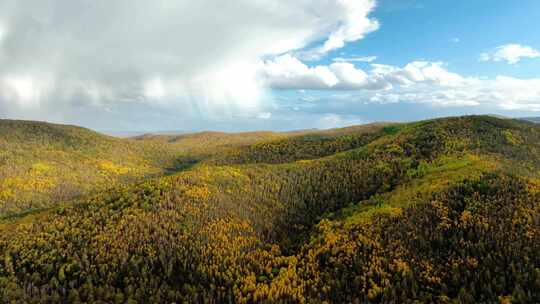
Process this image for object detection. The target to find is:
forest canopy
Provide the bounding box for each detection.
[1,116,540,303]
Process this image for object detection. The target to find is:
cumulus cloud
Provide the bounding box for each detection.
[261,55,540,111]
[259,55,339,90]
[354,75,540,110]
[0,0,378,124]
[487,76,540,110]
[481,44,540,64]
[371,61,464,87]
[296,0,379,60]
[260,56,465,90]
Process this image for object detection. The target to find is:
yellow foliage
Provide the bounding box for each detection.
[184,185,211,200]
[97,160,130,175]
[503,130,523,145]
[31,162,54,173]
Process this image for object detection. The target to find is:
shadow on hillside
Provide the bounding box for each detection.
[163,157,200,175]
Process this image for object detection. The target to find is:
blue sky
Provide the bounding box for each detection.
[258,0,540,131]
[357,0,540,78]
[305,1,540,77]
[0,0,539,132]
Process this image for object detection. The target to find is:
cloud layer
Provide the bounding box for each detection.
[481,44,540,64]
[0,0,378,122]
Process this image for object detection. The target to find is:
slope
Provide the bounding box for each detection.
[1,116,540,303]
[0,119,187,215]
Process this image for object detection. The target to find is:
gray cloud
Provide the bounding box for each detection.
[0,0,378,128]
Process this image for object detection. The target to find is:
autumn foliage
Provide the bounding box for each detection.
[1,116,540,303]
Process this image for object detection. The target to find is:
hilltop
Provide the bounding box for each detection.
[0,116,540,302]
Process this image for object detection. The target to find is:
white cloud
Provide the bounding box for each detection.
[260,54,339,90]
[332,56,378,63]
[371,61,464,87]
[364,75,540,109]
[3,76,37,103]
[297,0,379,60]
[0,0,378,122]
[480,44,540,64]
[369,93,401,104]
[0,23,6,44]
[256,112,272,119]
[143,78,166,100]
[449,38,460,43]
[261,56,465,90]
[0,75,53,108]
[261,55,540,111]
[330,62,370,89]
[316,113,365,129]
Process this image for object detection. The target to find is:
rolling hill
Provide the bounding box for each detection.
[1,116,540,303]
[0,119,183,215]
[0,120,289,216]
[0,119,385,216]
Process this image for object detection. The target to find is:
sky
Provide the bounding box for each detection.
[0,0,539,132]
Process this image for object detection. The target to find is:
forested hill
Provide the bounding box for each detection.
[1,116,540,303]
[0,119,114,145]
[0,120,277,215]
[0,119,184,215]
[0,119,385,216]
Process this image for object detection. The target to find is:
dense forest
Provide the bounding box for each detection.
[0,120,294,216]
[1,116,540,303]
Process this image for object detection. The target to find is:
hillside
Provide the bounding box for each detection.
[0,120,384,216]
[0,120,178,215]
[1,116,540,302]
[0,120,287,216]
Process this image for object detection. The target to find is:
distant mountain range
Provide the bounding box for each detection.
[521,117,540,123]
[101,130,190,138]
[103,117,540,138]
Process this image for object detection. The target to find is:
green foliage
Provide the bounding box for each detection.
[382,125,401,135]
[208,123,388,165]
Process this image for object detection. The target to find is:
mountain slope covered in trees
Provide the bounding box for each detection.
[0,119,185,215]
[0,119,385,217]
[1,116,540,303]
